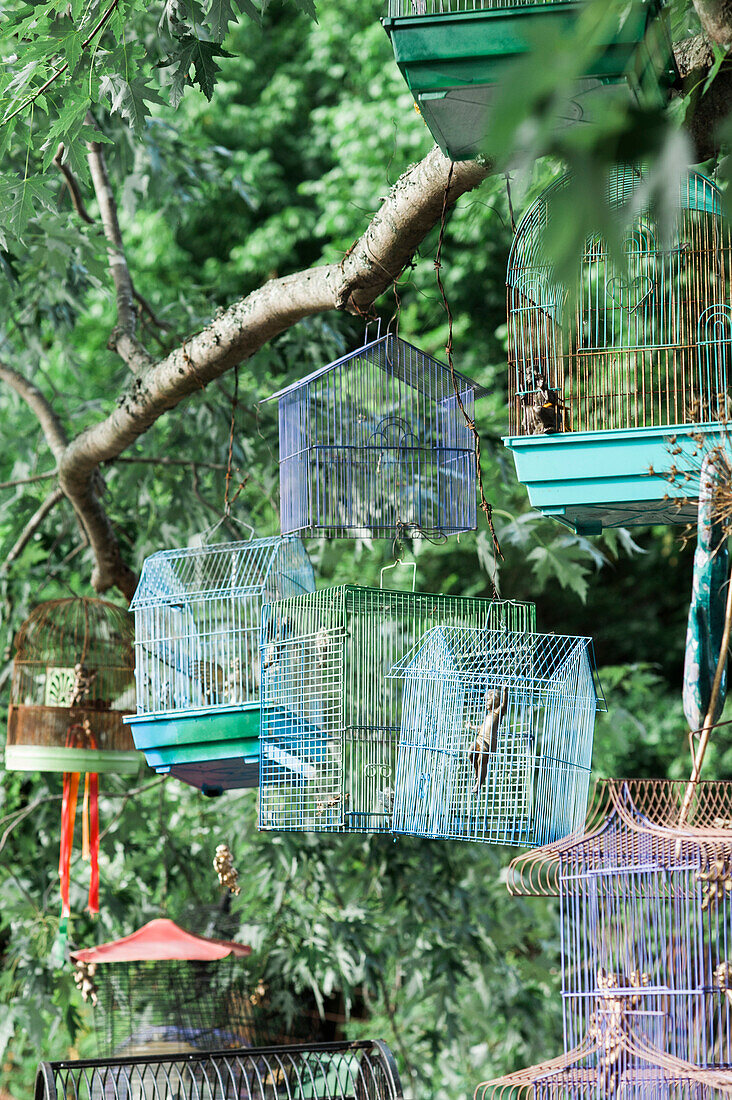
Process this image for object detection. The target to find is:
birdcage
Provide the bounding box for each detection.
[382,0,676,161]
[258,586,535,832]
[386,625,601,845]
[126,537,314,795]
[36,1040,403,1100]
[475,1029,732,1099]
[504,167,732,534]
[5,597,138,775]
[557,788,732,1069]
[265,333,486,539]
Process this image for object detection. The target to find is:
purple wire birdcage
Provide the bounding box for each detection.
[264,332,486,539]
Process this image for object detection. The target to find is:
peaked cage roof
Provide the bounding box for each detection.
[388,625,605,706]
[131,536,312,608]
[70,918,252,963]
[263,333,489,403]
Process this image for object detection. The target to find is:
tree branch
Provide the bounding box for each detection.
[2,488,65,573]
[87,135,154,374]
[0,470,57,490]
[674,37,732,160]
[692,0,732,48]
[0,361,69,459]
[53,143,95,224]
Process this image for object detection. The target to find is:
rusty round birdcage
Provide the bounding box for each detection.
[6,597,138,774]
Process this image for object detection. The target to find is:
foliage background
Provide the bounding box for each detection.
[0,0,729,1094]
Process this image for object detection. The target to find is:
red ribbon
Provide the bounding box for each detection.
[60,721,100,919]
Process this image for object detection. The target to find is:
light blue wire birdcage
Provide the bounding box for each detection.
[386,625,602,845]
[126,536,315,794]
[258,586,536,832]
[264,332,486,539]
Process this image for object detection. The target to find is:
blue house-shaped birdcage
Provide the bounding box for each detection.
[504,166,732,534]
[125,537,314,795]
[387,625,602,845]
[265,333,486,539]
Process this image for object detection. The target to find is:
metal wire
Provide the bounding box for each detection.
[507,168,732,437]
[36,1040,404,1100]
[387,626,602,845]
[267,334,487,539]
[387,0,563,16]
[130,538,314,716]
[258,588,535,833]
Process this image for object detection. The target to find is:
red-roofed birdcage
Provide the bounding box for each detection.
[71,919,330,1057]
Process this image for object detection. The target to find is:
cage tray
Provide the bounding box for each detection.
[4,743,141,775]
[383,1,674,160]
[504,423,723,534]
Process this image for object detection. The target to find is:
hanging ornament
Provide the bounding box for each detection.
[213,844,241,895]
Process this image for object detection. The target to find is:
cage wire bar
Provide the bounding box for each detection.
[507,168,732,437]
[258,588,535,833]
[266,334,486,539]
[35,1040,404,1100]
[6,597,138,774]
[127,537,314,792]
[386,625,602,845]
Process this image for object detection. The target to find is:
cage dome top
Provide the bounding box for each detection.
[263,333,489,403]
[13,597,133,667]
[70,918,252,964]
[130,535,312,608]
[508,166,723,280]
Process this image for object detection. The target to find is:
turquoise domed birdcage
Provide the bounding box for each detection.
[504,167,732,534]
[258,586,535,833]
[126,537,314,796]
[382,0,677,161]
[387,625,602,845]
[265,332,486,540]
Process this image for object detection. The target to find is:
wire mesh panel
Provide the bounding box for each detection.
[266,334,485,539]
[6,598,137,774]
[559,813,732,1069]
[507,168,732,437]
[131,538,314,716]
[36,1040,404,1100]
[258,588,535,832]
[386,626,600,845]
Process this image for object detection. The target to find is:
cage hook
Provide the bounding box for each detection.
[364,317,383,347]
[380,559,416,592]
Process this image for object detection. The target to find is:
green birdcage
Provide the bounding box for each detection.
[382,0,677,161]
[258,583,535,833]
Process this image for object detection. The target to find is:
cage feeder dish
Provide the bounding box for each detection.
[5,597,138,775]
[504,167,732,533]
[382,0,676,162]
[265,332,487,540]
[126,536,315,795]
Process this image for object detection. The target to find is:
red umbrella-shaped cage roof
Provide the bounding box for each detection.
[71,918,252,964]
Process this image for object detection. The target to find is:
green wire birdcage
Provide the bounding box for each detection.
[258,584,535,833]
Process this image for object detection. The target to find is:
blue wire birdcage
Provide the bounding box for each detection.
[126,536,314,795]
[386,625,602,845]
[258,586,536,833]
[559,806,732,1070]
[504,167,732,534]
[264,332,486,539]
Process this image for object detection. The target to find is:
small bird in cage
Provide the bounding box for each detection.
[262,618,292,671]
[70,664,98,708]
[213,843,241,895]
[467,686,509,795]
[715,961,732,1006]
[523,376,561,436]
[314,627,331,669]
[190,660,225,706]
[224,658,243,704]
[73,959,98,1006]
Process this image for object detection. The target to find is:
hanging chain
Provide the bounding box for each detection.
[224,364,240,517]
[435,162,502,596]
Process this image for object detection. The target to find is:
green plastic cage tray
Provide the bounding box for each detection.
[382,0,677,160]
[4,742,140,775]
[504,424,724,534]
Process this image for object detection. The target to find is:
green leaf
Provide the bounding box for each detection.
[172,36,232,101]
[100,74,165,132]
[0,175,55,245]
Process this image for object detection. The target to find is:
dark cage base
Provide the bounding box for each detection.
[36,1041,404,1100]
[93,960,327,1058]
